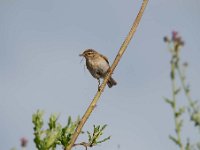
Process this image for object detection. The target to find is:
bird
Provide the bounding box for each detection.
[79,49,117,88]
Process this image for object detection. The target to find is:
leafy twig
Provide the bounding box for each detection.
[164,31,200,150]
[73,125,110,150]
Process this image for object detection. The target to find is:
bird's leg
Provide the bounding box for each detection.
[98,79,101,91]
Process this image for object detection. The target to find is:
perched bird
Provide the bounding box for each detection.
[79,49,117,88]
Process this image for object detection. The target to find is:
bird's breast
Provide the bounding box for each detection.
[86,57,110,78]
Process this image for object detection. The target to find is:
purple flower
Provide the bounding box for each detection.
[20,137,28,147]
[172,31,178,41]
[171,31,184,46]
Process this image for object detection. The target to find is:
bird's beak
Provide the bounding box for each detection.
[79,53,84,57]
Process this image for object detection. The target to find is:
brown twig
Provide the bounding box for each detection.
[73,142,91,150]
[65,1,149,150]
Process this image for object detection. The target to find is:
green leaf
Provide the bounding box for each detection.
[32,110,45,149]
[164,98,175,108]
[175,107,185,117]
[49,113,59,130]
[87,124,110,146]
[185,140,191,150]
[32,110,44,131]
[67,116,72,127]
[100,124,107,131]
[174,88,181,95]
[87,131,92,142]
[185,85,190,94]
[96,136,111,144]
[170,70,175,79]
[191,111,200,126]
[176,120,183,133]
[169,135,181,146]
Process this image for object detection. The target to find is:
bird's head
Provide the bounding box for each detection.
[79,49,98,58]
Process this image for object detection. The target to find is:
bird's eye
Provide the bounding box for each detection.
[87,52,93,56]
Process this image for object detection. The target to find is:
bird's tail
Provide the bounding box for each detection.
[107,77,117,88]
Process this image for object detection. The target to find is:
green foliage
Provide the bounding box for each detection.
[191,111,200,126]
[32,110,80,150]
[169,135,181,147]
[175,107,185,118]
[164,32,200,150]
[164,98,175,108]
[32,110,110,150]
[86,125,111,147]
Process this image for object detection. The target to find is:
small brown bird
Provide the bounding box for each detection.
[79,49,117,88]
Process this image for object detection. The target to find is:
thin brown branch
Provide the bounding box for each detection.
[73,142,91,150]
[65,0,149,150]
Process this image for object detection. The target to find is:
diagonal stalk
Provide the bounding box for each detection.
[65,1,149,150]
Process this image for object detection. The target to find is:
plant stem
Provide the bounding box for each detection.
[176,63,195,110]
[65,1,149,150]
[171,57,184,150]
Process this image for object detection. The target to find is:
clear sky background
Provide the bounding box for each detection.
[0,0,200,150]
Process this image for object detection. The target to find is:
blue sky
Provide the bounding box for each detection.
[0,0,200,150]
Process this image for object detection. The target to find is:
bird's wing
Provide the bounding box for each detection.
[100,54,109,65]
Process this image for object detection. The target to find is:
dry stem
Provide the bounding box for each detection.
[65,0,149,149]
